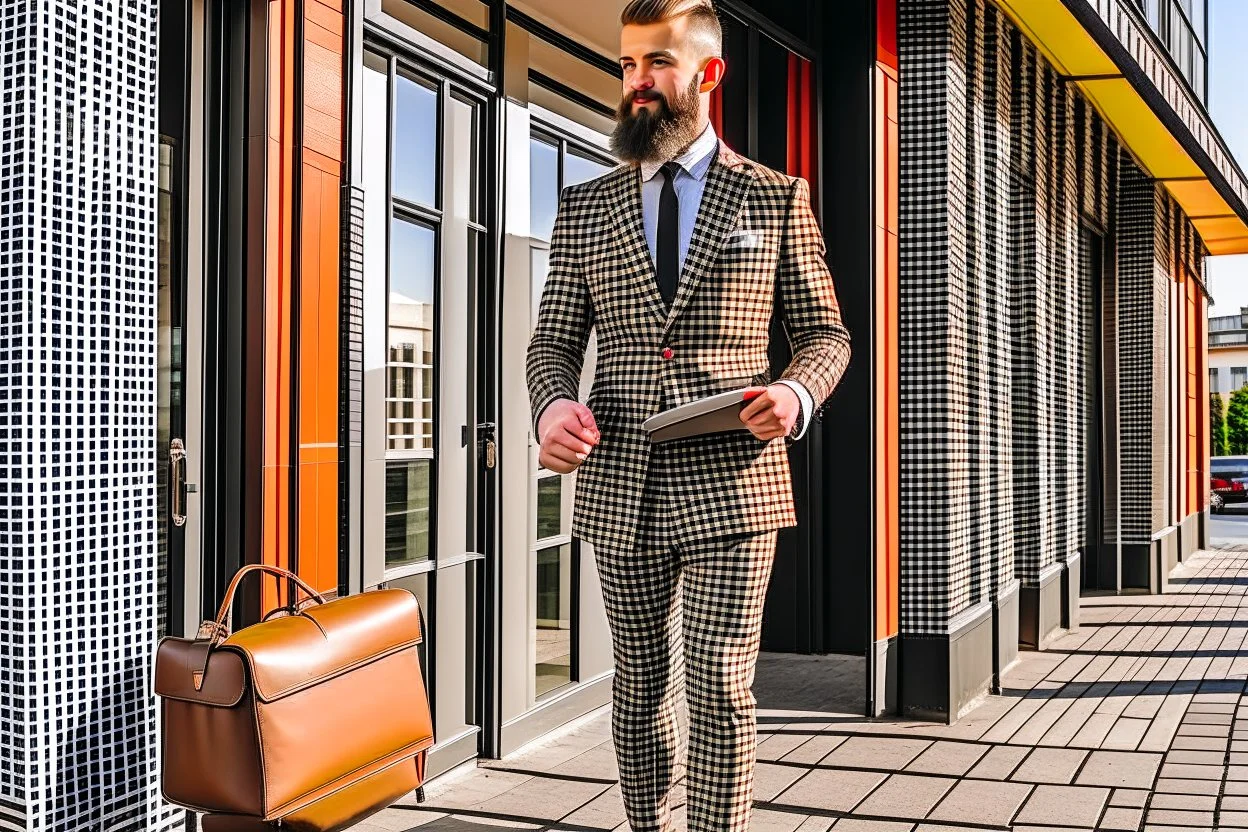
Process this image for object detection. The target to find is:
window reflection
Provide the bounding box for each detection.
[536,475,562,539]
[530,138,559,241]
[389,219,436,451]
[385,459,433,567]
[564,150,611,188]
[535,543,572,697]
[530,247,549,322]
[394,74,439,207]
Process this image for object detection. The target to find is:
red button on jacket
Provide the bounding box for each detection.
[661,347,674,360]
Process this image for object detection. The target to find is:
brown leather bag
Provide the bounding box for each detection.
[154,565,434,831]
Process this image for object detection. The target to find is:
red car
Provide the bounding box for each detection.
[1211,455,1248,509]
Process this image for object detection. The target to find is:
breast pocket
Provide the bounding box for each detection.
[718,229,779,273]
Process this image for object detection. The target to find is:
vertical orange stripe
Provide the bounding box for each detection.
[261,0,298,613]
[874,49,900,641]
[296,3,345,596]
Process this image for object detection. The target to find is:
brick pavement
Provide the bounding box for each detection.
[348,548,1248,831]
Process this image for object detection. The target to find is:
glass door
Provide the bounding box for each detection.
[157,0,208,641]
[360,46,489,777]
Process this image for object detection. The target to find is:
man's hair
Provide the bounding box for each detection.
[620,0,722,59]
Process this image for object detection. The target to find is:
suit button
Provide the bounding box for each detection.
[661,347,674,360]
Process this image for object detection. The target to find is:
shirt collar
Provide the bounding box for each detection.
[639,122,719,183]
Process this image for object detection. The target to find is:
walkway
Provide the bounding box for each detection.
[349,548,1248,831]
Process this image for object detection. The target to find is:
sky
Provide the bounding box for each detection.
[1205,0,1248,315]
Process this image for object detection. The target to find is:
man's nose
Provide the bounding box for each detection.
[629,74,654,93]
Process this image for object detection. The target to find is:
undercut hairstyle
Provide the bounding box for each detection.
[620,0,723,59]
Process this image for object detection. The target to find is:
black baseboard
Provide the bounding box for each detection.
[1122,542,1153,591]
[900,601,993,724]
[1019,563,1063,649]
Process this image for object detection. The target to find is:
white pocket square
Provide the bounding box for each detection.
[725,230,762,248]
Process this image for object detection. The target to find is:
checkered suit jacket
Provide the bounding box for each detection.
[527,142,851,552]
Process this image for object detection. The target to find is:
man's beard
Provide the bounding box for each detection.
[610,77,703,166]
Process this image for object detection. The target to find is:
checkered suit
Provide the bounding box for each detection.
[526,143,850,832]
[527,143,851,553]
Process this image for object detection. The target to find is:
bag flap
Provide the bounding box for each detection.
[154,637,247,707]
[223,589,423,703]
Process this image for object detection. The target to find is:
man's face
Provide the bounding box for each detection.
[611,18,707,165]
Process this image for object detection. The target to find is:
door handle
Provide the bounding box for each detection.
[476,422,497,470]
[170,438,187,527]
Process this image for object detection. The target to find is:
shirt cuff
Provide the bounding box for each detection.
[775,379,814,440]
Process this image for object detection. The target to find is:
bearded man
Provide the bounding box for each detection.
[525,1,851,829]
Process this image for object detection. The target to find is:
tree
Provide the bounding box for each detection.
[1228,388,1248,456]
[1213,392,1230,457]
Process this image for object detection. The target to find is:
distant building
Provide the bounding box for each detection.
[1210,307,1248,400]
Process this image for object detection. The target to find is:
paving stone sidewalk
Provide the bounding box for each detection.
[350,548,1248,831]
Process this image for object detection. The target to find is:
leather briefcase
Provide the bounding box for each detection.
[154,565,434,830]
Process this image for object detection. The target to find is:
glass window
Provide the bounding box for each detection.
[530,247,549,322]
[388,219,436,451]
[530,138,559,241]
[394,74,439,207]
[536,475,562,540]
[1211,368,1219,394]
[535,543,572,697]
[386,459,433,567]
[525,129,614,702]
[1233,367,1246,392]
[564,149,612,188]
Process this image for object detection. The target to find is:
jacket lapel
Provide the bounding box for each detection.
[603,165,668,326]
[663,143,753,334]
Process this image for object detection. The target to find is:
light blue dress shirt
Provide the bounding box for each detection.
[638,124,815,439]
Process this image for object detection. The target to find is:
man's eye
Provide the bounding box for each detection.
[653,59,667,66]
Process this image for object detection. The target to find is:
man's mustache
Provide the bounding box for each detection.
[627,90,666,107]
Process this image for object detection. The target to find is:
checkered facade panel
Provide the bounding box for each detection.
[1115,158,1166,545]
[898,0,1203,632]
[898,0,963,635]
[0,2,181,830]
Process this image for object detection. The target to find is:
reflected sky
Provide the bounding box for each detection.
[394,75,438,207]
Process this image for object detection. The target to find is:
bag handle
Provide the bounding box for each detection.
[187,565,327,692]
[198,564,327,648]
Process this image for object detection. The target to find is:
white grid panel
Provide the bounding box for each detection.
[0,0,181,829]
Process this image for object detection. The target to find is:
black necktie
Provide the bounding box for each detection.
[656,162,680,308]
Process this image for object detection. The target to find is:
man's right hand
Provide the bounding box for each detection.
[537,399,600,474]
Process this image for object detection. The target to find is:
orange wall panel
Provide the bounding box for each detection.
[257,0,345,611]
[294,0,344,596]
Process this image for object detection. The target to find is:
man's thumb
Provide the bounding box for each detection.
[574,402,598,432]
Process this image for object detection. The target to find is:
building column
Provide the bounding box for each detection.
[897,0,1013,722]
[0,0,180,829]
[1010,41,1086,648]
[1113,155,1176,591]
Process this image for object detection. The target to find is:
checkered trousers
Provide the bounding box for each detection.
[526,143,851,554]
[594,467,778,832]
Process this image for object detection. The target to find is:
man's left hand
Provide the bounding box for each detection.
[739,384,799,442]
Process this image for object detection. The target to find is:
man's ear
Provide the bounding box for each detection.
[699,57,725,94]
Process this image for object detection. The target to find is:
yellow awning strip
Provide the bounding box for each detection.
[994,0,1248,255]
